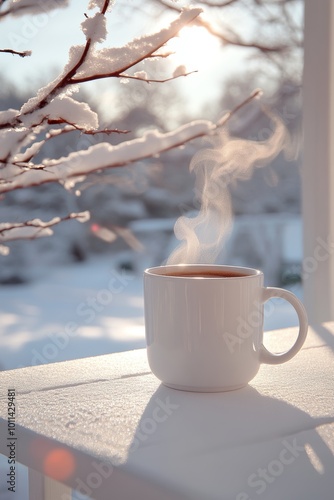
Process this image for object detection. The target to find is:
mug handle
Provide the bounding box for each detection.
[260,287,308,365]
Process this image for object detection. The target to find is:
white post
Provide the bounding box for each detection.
[29,469,44,500]
[302,0,334,323]
[29,468,72,500]
[44,477,73,500]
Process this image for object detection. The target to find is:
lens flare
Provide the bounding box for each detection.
[43,448,76,481]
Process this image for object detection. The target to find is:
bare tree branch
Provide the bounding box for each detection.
[0,48,31,57]
[116,70,198,85]
[45,119,130,136]
[0,0,68,19]
[152,0,301,53]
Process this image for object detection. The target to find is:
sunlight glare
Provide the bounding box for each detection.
[167,26,221,72]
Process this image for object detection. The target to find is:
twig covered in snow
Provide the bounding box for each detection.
[0,211,90,255]
[0,0,263,247]
[0,1,209,244]
[0,88,262,195]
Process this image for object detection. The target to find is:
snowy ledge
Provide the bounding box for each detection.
[0,323,333,500]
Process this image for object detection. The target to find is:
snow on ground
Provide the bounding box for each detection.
[0,255,146,371]
[0,253,301,372]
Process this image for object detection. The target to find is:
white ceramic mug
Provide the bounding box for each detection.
[144,264,308,392]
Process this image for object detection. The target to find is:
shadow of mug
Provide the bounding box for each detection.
[126,385,334,500]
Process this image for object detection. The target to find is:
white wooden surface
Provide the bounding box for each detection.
[303,0,334,323]
[0,324,334,500]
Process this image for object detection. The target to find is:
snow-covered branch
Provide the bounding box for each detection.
[0,88,262,195]
[0,120,215,194]
[0,5,201,131]
[0,4,204,169]
[0,0,263,248]
[0,1,212,245]
[0,211,90,254]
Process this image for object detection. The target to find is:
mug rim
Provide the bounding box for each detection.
[144,264,263,279]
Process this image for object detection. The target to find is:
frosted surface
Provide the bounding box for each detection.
[0,324,333,499]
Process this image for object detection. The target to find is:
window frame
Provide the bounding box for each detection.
[302,0,334,322]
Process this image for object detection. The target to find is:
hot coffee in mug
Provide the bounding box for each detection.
[144,264,308,392]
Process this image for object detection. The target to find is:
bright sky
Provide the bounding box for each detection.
[0,0,248,119]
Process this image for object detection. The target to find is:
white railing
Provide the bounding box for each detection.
[0,453,73,500]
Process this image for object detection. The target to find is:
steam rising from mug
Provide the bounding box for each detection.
[167,109,290,265]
